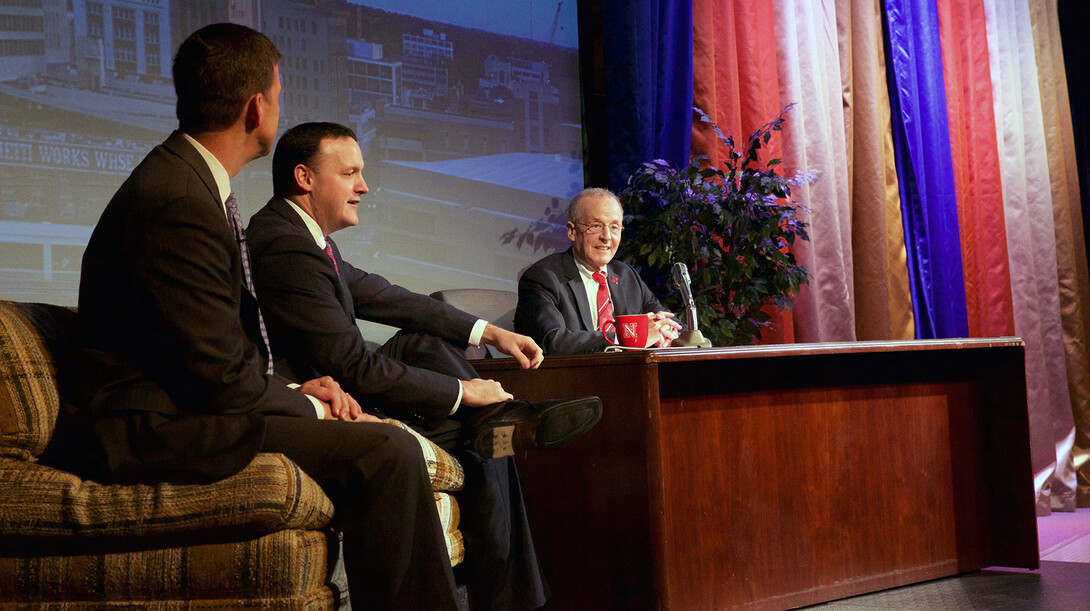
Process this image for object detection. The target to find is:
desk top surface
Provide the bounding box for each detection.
[474,336,1025,371]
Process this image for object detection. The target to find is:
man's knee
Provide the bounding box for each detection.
[358,423,431,484]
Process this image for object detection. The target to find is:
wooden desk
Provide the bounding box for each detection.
[474,339,1038,610]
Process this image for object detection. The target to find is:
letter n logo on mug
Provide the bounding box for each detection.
[615,314,650,348]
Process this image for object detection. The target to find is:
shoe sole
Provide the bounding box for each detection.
[474,397,603,459]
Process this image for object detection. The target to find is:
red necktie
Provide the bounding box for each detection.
[323,239,341,278]
[593,270,615,334]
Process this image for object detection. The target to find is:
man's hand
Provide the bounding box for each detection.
[460,378,514,408]
[481,323,544,369]
[646,311,683,348]
[300,376,379,422]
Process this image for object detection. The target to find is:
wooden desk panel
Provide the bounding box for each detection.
[474,339,1036,610]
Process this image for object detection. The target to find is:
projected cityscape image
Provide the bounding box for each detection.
[0,0,581,336]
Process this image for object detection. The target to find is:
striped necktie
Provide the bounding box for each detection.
[224,193,275,375]
[593,270,615,334]
[323,238,341,278]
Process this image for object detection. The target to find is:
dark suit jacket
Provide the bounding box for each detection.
[514,248,667,354]
[59,131,314,484]
[246,197,477,428]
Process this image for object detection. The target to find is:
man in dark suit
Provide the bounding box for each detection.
[246,122,603,610]
[515,188,682,354]
[45,24,460,610]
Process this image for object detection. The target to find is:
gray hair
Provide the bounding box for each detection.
[568,187,621,222]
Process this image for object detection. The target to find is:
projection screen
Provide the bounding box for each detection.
[0,0,579,341]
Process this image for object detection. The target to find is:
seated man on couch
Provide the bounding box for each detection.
[43,24,458,610]
[246,121,603,610]
[515,187,682,354]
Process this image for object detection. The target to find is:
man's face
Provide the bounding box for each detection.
[305,136,368,235]
[256,64,282,157]
[567,195,623,270]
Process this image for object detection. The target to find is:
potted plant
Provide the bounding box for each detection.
[617,105,815,346]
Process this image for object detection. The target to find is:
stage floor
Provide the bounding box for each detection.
[802,508,1090,610]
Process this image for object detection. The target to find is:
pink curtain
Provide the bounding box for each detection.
[773,0,856,343]
[984,0,1077,513]
[1029,0,1090,511]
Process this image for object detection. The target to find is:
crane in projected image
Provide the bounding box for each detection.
[549,1,563,44]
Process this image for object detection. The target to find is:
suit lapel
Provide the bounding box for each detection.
[605,262,627,315]
[562,250,596,331]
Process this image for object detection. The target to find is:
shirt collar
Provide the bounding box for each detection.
[181,133,231,211]
[283,198,327,248]
[572,252,605,283]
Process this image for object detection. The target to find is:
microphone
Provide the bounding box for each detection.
[671,262,697,331]
[670,262,712,348]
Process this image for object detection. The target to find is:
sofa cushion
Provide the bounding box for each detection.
[0,452,333,545]
[0,528,335,608]
[0,301,70,461]
[435,491,465,566]
[383,418,465,492]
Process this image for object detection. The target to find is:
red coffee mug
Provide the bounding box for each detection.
[614,314,650,348]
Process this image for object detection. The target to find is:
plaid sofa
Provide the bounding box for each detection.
[0,301,465,610]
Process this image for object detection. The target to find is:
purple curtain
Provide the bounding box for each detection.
[883,0,969,339]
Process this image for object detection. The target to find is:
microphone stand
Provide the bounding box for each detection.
[671,263,713,348]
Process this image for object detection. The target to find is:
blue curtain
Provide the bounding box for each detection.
[600,0,694,194]
[883,0,969,339]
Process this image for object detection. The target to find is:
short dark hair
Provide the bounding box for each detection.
[173,23,281,134]
[568,187,621,222]
[272,122,359,196]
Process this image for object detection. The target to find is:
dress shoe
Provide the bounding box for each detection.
[468,396,602,459]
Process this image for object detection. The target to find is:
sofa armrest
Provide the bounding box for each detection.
[0,452,332,547]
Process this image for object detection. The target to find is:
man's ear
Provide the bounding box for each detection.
[293,164,313,193]
[566,221,577,242]
[244,93,263,132]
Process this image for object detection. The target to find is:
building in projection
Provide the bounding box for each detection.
[71,0,172,82]
[261,0,350,127]
[1,0,70,82]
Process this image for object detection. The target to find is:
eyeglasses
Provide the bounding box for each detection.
[574,221,623,236]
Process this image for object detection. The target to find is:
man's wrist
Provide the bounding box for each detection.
[288,382,325,419]
[469,319,488,347]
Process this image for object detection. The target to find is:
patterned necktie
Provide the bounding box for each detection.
[323,238,341,278]
[593,270,615,334]
[225,193,275,375]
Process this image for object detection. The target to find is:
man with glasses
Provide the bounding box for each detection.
[515,187,681,354]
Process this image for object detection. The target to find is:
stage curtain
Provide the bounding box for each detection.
[1058,0,1090,509]
[601,0,694,194]
[934,0,1015,339]
[984,0,1076,513]
[1030,0,1090,510]
[690,0,797,343]
[772,0,856,343]
[841,0,915,341]
[883,0,970,340]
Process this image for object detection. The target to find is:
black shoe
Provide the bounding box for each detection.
[468,396,603,459]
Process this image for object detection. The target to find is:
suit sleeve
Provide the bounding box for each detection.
[252,232,461,428]
[135,196,314,419]
[338,258,479,341]
[514,262,611,355]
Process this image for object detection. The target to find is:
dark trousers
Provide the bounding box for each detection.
[380,332,549,610]
[262,416,459,611]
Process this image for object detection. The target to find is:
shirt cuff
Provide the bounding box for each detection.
[288,382,325,419]
[450,379,463,416]
[468,319,488,347]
